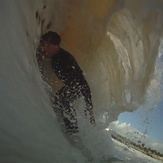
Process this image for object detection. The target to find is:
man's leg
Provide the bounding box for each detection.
[54,85,79,134]
[61,104,79,134]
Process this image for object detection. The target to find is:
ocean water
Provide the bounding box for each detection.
[0,0,163,162]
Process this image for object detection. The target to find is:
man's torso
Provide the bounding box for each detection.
[51,48,85,86]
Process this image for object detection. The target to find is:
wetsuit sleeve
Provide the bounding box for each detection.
[36,44,44,74]
[82,84,95,125]
[81,82,93,112]
[67,55,83,74]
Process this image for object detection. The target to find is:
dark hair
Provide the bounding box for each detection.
[40,31,61,45]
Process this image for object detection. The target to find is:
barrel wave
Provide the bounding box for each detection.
[0,0,163,162]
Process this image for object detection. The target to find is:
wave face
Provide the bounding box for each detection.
[0,0,163,162]
[40,0,163,120]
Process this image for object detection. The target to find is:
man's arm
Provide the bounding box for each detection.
[84,97,96,125]
[36,44,44,73]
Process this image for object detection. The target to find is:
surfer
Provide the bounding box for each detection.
[39,31,95,134]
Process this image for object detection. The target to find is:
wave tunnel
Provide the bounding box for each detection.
[0,0,163,162]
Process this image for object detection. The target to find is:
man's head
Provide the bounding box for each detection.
[40,31,61,58]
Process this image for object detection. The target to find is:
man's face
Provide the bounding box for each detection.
[42,41,59,58]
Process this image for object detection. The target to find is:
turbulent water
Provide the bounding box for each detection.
[0,0,163,162]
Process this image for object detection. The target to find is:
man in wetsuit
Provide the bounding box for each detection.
[40,31,95,134]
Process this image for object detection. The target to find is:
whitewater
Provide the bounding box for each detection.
[0,0,163,162]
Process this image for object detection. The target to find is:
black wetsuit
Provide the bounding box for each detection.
[52,48,93,134]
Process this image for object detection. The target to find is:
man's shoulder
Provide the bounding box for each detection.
[60,48,72,55]
[60,48,74,60]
